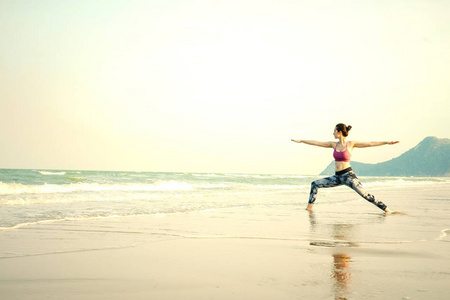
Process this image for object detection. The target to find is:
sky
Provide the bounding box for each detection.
[1,0,449,175]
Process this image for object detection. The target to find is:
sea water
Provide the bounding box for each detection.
[1,169,449,230]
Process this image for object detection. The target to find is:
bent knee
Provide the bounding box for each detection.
[311,181,319,188]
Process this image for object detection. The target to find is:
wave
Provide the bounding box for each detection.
[38,171,67,176]
[193,173,308,179]
[1,177,447,197]
[0,180,195,196]
[254,184,308,190]
[0,213,146,232]
[362,177,450,189]
[0,205,248,231]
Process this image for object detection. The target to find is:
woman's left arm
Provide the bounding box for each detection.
[352,141,399,148]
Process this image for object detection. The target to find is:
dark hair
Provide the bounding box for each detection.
[335,123,352,137]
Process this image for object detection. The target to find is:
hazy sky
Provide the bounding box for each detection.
[1,0,449,174]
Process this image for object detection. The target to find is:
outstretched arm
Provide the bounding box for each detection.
[291,139,334,148]
[352,141,399,148]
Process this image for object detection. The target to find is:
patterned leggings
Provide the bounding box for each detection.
[308,168,387,211]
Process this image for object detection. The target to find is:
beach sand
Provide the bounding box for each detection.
[1,186,450,299]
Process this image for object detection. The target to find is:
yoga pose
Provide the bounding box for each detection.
[291,123,399,213]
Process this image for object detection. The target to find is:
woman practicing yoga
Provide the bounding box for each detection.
[291,123,399,213]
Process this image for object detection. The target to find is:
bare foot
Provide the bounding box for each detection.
[306,204,314,211]
[384,208,407,215]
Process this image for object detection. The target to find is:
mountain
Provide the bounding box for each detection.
[320,136,450,177]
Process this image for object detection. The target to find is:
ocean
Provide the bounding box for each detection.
[1,168,449,230]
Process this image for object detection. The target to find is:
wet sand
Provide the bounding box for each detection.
[1,186,449,299]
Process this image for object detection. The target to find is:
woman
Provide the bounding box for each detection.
[291,123,399,213]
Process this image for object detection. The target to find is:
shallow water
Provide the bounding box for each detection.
[1,169,449,230]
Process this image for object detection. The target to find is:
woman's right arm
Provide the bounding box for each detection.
[291,139,334,148]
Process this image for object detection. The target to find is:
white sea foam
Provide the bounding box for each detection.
[38,171,67,175]
[192,173,222,177]
[254,184,307,190]
[362,177,450,189]
[0,214,130,232]
[196,183,229,189]
[0,180,195,196]
[436,229,450,241]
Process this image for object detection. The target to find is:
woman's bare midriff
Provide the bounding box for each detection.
[335,161,351,172]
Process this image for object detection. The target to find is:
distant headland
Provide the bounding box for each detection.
[320,136,450,177]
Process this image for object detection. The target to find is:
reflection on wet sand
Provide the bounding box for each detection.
[332,253,351,300]
[308,212,367,299]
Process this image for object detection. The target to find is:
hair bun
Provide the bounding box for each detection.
[347,125,352,131]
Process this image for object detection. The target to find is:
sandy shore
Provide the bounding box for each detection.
[1,186,450,299]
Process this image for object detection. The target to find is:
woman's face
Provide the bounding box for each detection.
[333,128,340,138]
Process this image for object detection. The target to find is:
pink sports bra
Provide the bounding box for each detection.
[333,144,351,162]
